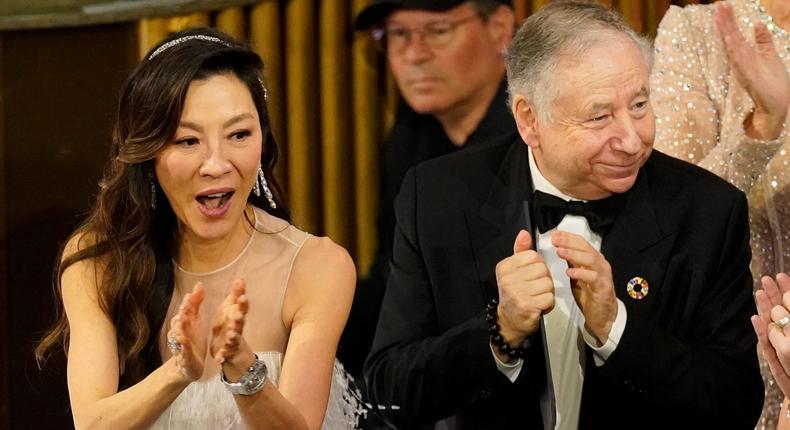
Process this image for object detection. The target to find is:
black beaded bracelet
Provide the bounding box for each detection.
[486,298,530,359]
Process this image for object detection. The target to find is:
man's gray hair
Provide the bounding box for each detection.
[504,1,653,121]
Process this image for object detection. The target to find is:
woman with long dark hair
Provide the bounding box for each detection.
[35,27,360,429]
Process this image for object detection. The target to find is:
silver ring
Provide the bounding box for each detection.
[167,336,182,354]
[777,316,790,329]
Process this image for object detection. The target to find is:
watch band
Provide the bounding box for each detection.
[220,352,268,396]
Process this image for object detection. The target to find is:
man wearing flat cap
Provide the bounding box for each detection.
[364,2,764,429]
[339,0,516,383]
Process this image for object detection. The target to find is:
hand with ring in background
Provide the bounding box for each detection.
[752,273,790,398]
[167,282,207,381]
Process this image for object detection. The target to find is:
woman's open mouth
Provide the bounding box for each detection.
[196,191,233,209]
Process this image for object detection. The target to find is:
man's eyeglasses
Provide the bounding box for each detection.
[372,15,481,54]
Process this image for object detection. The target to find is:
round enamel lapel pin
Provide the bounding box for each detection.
[626,277,649,300]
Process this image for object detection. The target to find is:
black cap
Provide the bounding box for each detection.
[354,0,513,30]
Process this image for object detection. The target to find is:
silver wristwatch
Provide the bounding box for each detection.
[220,353,268,396]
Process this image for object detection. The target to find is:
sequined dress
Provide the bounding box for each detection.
[150,208,364,429]
[652,1,790,428]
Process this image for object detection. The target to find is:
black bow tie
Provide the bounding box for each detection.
[532,190,623,235]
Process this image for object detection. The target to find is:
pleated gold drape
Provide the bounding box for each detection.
[137,0,713,276]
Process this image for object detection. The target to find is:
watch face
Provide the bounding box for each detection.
[225,355,267,395]
[243,375,261,391]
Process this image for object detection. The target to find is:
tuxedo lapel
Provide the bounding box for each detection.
[466,139,533,300]
[602,168,671,316]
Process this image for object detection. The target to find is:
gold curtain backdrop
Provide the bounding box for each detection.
[138,0,713,276]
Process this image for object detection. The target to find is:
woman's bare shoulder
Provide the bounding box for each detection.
[283,235,356,325]
[60,230,107,305]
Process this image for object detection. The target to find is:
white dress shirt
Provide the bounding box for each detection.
[491,147,627,429]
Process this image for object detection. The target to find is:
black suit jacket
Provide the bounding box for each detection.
[339,82,515,377]
[364,134,763,429]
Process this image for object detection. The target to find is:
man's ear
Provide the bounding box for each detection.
[486,5,515,49]
[512,95,540,149]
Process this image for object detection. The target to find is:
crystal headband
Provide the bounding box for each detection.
[148,34,231,60]
[147,33,268,101]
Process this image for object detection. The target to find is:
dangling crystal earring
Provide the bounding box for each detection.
[258,165,277,209]
[148,172,157,210]
[252,166,262,197]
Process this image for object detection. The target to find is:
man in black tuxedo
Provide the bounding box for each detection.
[364,2,764,429]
